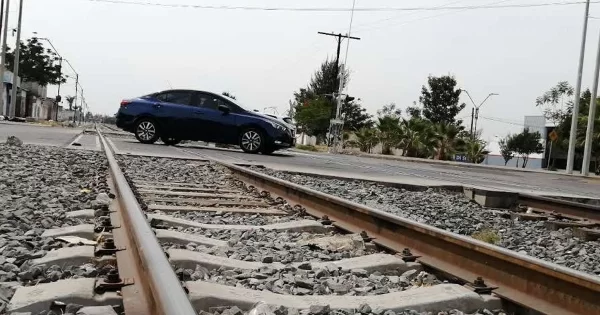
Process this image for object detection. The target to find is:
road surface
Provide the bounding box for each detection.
[2,122,598,199]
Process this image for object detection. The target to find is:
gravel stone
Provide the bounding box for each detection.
[0,144,107,287]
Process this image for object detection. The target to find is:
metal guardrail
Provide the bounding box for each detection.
[219,162,600,315]
[98,129,196,315]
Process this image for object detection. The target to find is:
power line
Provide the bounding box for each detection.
[352,0,467,31]
[479,115,548,128]
[73,0,599,12]
[355,0,513,34]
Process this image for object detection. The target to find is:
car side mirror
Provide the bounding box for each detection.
[218,104,230,114]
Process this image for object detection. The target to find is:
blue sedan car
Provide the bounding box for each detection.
[116,89,295,154]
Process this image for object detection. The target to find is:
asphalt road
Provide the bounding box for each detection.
[0,121,82,147]
[2,123,598,199]
[106,136,600,199]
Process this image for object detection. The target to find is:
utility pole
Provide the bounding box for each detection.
[55,57,62,120]
[73,74,78,124]
[317,32,360,85]
[317,31,360,126]
[0,0,7,116]
[567,0,591,174]
[582,29,600,176]
[317,15,360,151]
[9,0,23,118]
[469,108,475,138]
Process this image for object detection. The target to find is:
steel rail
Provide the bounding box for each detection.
[215,161,600,315]
[98,129,196,315]
[519,193,600,222]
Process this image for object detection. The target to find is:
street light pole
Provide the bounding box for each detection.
[582,29,600,176]
[0,0,8,116]
[9,0,23,118]
[463,90,498,139]
[566,0,591,174]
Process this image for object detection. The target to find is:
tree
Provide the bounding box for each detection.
[342,97,373,131]
[406,103,422,119]
[6,37,65,86]
[399,118,437,158]
[510,128,544,168]
[499,137,514,166]
[434,123,465,160]
[294,97,331,141]
[375,103,403,155]
[347,127,379,153]
[463,138,489,164]
[65,96,76,111]
[535,81,573,126]
[222,91,237,100]
[292,58,369,141]
[419,75,466,126]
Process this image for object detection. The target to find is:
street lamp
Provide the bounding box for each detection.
[462,90,498,138]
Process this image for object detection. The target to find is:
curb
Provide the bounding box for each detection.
[342,151,600,182]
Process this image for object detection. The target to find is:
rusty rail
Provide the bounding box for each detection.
[519,193,600,222]
[219,162,600,315]
[98,129,196,315]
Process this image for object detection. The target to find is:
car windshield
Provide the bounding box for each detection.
[223,97,255,112]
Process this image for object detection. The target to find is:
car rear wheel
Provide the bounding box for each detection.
[161,137,181,146]
[134,119,159,144]
[239,129,263,154]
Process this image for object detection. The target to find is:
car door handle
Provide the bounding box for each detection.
[194,110,203,115]
[152,103,162,109]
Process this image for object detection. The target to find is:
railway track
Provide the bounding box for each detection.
[3,129,600,315]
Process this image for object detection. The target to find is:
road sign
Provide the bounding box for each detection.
[549,130,558,142]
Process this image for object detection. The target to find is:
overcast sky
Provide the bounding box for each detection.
[13,0,600,140]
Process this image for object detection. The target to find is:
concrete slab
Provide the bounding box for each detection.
[139,189,242,197]
[32,246,95,267]
[463,187,518,209]
[144,197,268,207]
[186,281,487,313]
[169,250,411,273]
[141,191,253,199]
[65,210,95,219]
[41,224,95,239]
[7,278,121,313]
[147,204,286,215]
[149,214,330,233]
[136,185,239,193]
[156,229,228,247]
[134,180,214,188]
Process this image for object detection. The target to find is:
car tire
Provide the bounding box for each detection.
[262,147,276,155]
[134,118,160,144]
[161,137,181,146]
[239,128,263,154]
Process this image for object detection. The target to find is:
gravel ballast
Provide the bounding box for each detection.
[254,169,600,276]
[0,143,110,311]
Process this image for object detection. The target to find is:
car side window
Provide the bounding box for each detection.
[193,93,219,110]
[156,91,192,105]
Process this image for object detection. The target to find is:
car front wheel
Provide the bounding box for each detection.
[134,119,159,144]
[239,129,263,153]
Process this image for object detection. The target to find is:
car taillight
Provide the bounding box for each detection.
[120,100,131,107]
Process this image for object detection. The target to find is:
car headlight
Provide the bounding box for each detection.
[268,121,287,132]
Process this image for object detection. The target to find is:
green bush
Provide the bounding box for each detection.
[296,144,319,152]
[471,229,501,244]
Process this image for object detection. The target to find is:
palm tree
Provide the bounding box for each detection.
[377,116,402,155]
[433,123,465,160]
[399,118,437,158]
[464,138,489,163]
[65,96,76,111]
[348,128,379,153]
